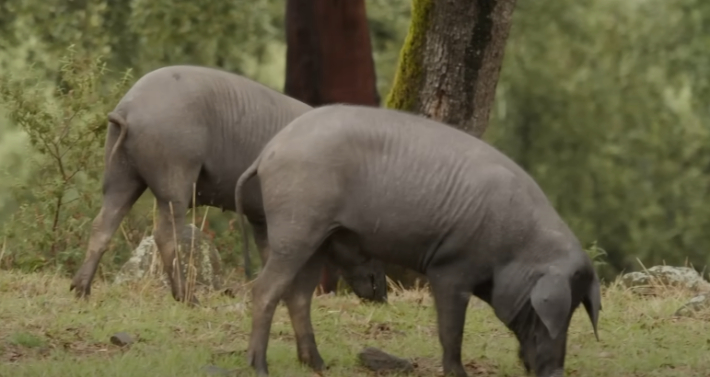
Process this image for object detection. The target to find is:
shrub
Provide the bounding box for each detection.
[0,46,144,273]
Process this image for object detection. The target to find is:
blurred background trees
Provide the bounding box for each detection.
[486,0,710,277]
[1,0,709,283]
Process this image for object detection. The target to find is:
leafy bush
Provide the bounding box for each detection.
[487,0,710,278]
[0,46,144,273]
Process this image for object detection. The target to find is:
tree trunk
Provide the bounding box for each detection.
[284,0,379,106]
[386,0,517,138]
[383,0,517,288]
[283,0,379,294]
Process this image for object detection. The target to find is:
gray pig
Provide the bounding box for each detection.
[69,66,387,304]
[234,105,602,377]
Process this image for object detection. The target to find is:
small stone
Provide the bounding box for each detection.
[620,266,710,294]
[358,346,414,373]
[621,271,650,287]
[674,294,710,317]
[109,332,134,347]
[113,224,224,292]
[223,303,246,313]
[647,266,710,291]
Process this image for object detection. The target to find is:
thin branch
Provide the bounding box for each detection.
[0,236,7,268]
[49,193,64,258]
[56,109,80,144]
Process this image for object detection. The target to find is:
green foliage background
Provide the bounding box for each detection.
[486,0,710,276]
[0,0,708,281]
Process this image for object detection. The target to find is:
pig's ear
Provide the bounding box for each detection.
[582,274,602,341]
[530,273,572,340]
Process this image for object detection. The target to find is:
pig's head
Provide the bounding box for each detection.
[326,246,387,303]
[507,266,601,377]
[338,259,388,303]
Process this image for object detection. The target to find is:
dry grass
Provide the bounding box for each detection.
[0,271,708,377]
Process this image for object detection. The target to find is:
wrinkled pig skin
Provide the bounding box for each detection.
[69,66,387,305]
[235,104,601,377]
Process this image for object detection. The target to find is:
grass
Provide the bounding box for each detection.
[0,271,709,377]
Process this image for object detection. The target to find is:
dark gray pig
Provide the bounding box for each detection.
[69,66,387,304]
[235,104,602,377]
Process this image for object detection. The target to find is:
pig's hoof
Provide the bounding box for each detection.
[253,366,269,377]
[303,355,325,372]
[69,278,91,299]
[246,350,269,376]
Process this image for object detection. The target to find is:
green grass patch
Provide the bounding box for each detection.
[0,271,708,376]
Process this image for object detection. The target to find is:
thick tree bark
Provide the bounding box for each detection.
[384,0,517,288]
[284,0,379,106]
[283,0,379,294]
[387,0,517,138]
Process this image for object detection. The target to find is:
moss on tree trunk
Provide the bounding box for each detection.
[385,0,434,113]
[386,0,517,138]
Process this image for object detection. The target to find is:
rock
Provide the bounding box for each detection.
[221,303,247,313]
[620,272,655,295]
[113,224,224,292]
[674,294,710,317]
[109,332,134,347]
[358,347,414,373]
[620,266,710,294]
